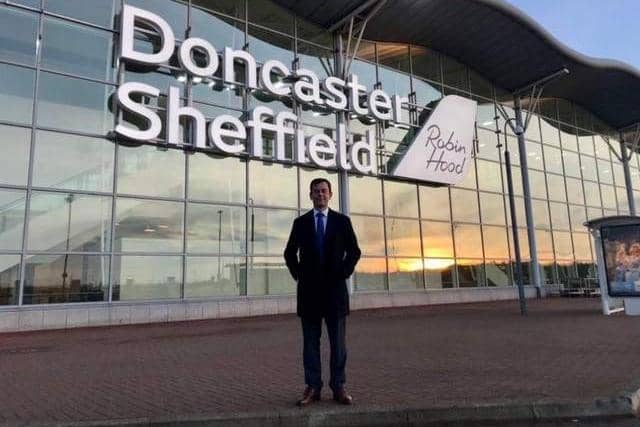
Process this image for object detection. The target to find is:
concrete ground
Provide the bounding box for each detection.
[0,297,639,426]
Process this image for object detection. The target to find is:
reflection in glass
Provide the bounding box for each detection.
[187,203,245,254]
[115,198,183,253]
[384,181,417,218]
[482,226,509,259]
[0,63,34,124]
[23,254,108,304]
[454,224,483,258]
[543,145,563,174]
[250,208,296,255]
[456,157,477,189]
[477,128,500,162]
[565,177,584,205]
[528,170,547,199]
[509,228,530,261]
[413,77,442,108]
[350,215,385,256]
[185,256,245,297]
[535,229,554,260]
[419,185,450,220]
[0,125,30,186]
[583,181,601,207]
[442,56,468,91]
[44,0,117,28]
[250,162,297,208]
[192,0,245,19]
[422,221,453,258]
[112,255,181,301]
[248,24,294,65]
[562,150,580,178]
[476,160,503,193]
[572,232,592,261]
[125,0,187,34]
[0,6,38,65]
[386,218,421,257]
[190,154,245,203]
[118,144,185,198]
[41,18,115,81]
[485,259,511,286]
[388,258,423,291]
[569,204,587,231]
[540,118,560,146]
[505,196,526,229]
[353,257,387,292]
[37,72,112,134]
[600,184,616,210]
[248,0,294,34]
[597,158,613,184]
[546,174,567,202]
[28,192,111,252]
[424,258,454,288]
[457,259,484,287]
[524,143,544,170]
[0,189,26,251]
[349,175,383,215]
[451,189,479,223]
[532,199,550,229]
[0,255,20,305]
[580,155,597,181]
[247,256,295,295]
[586,206,603,221]
[553,231,573,260]
[479,192,506,225]
[33,131,115,192]
[549,202,570,230]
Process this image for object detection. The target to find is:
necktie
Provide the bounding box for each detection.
[316,212,325,257]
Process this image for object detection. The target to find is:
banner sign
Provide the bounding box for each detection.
[115,5,477,185]
[601,224,640,297]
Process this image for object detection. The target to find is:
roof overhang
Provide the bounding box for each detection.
[273,0,640,131]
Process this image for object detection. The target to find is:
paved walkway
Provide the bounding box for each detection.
[0,298,639,426]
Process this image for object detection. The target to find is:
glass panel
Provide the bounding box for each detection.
[505,195,527,228]
[247,256,295,295]
[388,258,423,291]
[419,185,450,220]
[0,255,20,305]
[41,17,115,81]
[0,189,26,251]
[617,187,630,214]
[540,118,560,146]
[549,202,570,230]
[386,218,421,257]
[476,160,503,193]
[457,259,484,287]
[250,208,296,255]
[543,145,563,174]
[384,181,418,218]
[44,0,117,27]
[578,155,596,181]
[248,24,294,66]
[578,133,594,155]
[185,256,245,297]
[27,192,111,252]
[411,46,441,83]
[114,198,183,252]
[351,215,385,256]
[562,150,580,178]
[594,136,610,159]
[535,229,554,260]
[583,181,601,207]
[454,224,483,258]
[424,258,454,288]
[125,0,187,34]
[112,255,181,301]
[572,232,592,261]
[22,254,108,304]
[349,175,383,215]
[482,226,509,259]
[524,114,541,142]
[529,170,547,199]
[600,184,617,210]
[299,168,340,211]
[546,174,567,202]
[422,220,453,258]
[597,158,613,184]
[189,153,245,203]
[612,161,625,188]
[37,72,113,135]
[248,0,294,34]
[553,231,573,260]
[249,162,297,208]
[568,204,587,231]
[353,257,387,292]
[117,144,185,198]
[0,125,30,186]
[456,157,477,189]
[565,177,585,205]
[559,127,578,152]
[532,199,550,229]
[442,56,468,91]
[523,142,544,170]
[33,131,115,192]
[503,164,522,196]
[413,77,442,109]
[479,192,506,225]
[509,228,530,260]
[451,188,479,223]
[0,6,38,65]
[187,203,245,254]
[485,259,511,287]
[0,63,35,124]
[192,0,245,19]
[379,66,411,100]
[477,128,500,162]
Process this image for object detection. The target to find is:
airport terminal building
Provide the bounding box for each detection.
[2,0,640,331]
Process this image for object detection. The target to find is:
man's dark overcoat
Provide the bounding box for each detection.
[284,209,361,318]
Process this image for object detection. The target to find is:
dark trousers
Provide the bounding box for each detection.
[301,316,347,392]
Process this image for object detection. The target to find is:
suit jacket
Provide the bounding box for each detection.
[284,209,361,318]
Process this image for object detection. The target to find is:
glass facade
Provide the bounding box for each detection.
[0,0,634,308]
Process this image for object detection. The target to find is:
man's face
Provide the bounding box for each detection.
[310,182,332,210]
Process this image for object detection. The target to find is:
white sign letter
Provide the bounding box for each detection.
[120,5,175,65]
[115,82,162,141]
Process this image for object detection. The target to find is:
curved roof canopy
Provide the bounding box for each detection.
[273,0,640,131]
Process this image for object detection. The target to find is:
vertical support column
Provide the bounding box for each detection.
[620,137,636,216]
[513,95,542,295]
[335,33,353,293]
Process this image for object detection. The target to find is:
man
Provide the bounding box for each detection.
[284,178,361,406]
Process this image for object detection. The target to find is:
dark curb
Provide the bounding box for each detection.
[19,393,639,427]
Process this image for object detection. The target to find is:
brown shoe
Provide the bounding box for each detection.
[332,388,353,405]
[296,386,321,407]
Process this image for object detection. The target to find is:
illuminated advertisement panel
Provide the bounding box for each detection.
[601,224,640,297]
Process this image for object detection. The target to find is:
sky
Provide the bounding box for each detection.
[503,0,640,70]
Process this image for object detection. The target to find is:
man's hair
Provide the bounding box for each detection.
[309,178,332,192]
